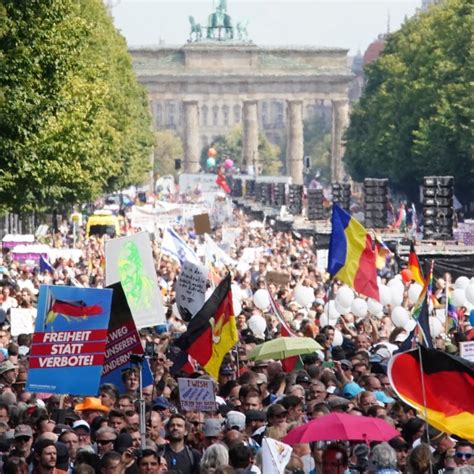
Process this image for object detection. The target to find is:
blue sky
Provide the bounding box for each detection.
[111,0,420,55]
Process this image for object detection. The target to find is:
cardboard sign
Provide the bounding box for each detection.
[101,283,153,393]
[105,232,165,328]
[194,213,212,235]
[178,377,216,412]
[10,308,36,337]
[266,271,291,286]
[26,285,112,395]
[460,341,474,363]
[175,261,207,321]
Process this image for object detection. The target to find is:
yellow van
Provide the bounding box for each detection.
[86,210,120,238]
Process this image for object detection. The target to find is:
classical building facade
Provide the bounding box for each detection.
[130,42,352,183]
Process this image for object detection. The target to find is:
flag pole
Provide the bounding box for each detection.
[417,344,433,474]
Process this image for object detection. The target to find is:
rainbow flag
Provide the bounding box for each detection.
[408,242,425,286]
[328,205,379,300]
[446,285,458,330]
[375,236,392,270]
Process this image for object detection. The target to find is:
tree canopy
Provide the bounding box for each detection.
[154,129,183,179]
[0,0,154,213]
[344,0,473,203]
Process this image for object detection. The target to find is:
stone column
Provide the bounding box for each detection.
[183,100,200,173]
[286,100,304,185]
[241,100,259,174]
[331,99,349,182]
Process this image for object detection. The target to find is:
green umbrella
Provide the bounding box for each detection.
[248,337,323,361]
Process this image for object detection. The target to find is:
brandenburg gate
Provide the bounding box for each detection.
[129,2,352,184]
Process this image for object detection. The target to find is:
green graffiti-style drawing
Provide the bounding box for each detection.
[118,241,154,313]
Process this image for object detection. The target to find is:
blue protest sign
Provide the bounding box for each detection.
[26,285,112,395]
[101,283,153,393]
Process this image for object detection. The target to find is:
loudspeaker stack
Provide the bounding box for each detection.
[288,184,303,215]
[307,189,326,221]
[254,182,263,203]
[246,179,256,198]
[332,183,351,211]
[274,183,286,207]
[261,182,273,206]
[364,178,389,228]
[423,176,454,240]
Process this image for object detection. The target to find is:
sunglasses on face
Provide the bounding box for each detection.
[456,453,472,459]
[97,439,115,445]
[15,437,31,443]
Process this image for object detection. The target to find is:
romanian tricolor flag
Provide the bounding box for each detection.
[408,242,425,286]
[328,205,379,300]
[388,346,474,441]
[175,274,238,380]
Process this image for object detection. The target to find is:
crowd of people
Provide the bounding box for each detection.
[0,205,472,474]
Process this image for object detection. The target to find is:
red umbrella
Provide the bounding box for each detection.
[282,413,399,445]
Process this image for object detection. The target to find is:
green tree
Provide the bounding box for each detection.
[344,0,473,202]
[154,129,183,179]
[304,114,332,184]
[201,125,281,174]
[0,0,153,213]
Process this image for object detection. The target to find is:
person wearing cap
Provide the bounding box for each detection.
[388,436,409,472]
[266,404,288,429]
[72,420,92,449]
[218,365,235,386]
[202,418,224,448]
[225,410,246,432]
[9,424,34,464]
[74,397,110,425]
[0,360,17,387]
[152,396,172,419]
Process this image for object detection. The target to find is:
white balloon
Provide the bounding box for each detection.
[325,300,340,322]
[373,311,384,320]
[429,316,443,337]
[454,276,470,290]
[408,283,423,304]
[391,306,410,328]
[465,283,474,305]
[319,313,329,327]
[294,286,315,308]
[404,319,416,332]
[332,329,343,347]
[335,300,351,315]
[231,283,243,302]
[351,298,368,318]
[379,285,392,306]
[367,298,383,315]
[248,315,266,338]
[388,278,404,293]
[390,287,404,307]
[253,289,270,311]
[335,286,355,308]
[452,288,467,308]
[233,297,242,316]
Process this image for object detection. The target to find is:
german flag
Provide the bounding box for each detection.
[174,274,238,380]
[408,242,425,286]
[388,346,474,441]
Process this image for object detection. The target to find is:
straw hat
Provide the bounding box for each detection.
[74,397,110,413]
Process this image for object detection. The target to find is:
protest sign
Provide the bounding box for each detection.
[105,232,165,328]
[26,285,112,395]
[10,308,36,337]
[193,213,212,235]
[460,341,474,363]
[101,283,153,392]
[178,377,216,412]
[175,261,207,321]
[262,437,293,474]
[266,271,291,286]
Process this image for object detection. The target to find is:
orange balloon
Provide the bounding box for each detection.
[208,147,217,157]
[400,269,413,284]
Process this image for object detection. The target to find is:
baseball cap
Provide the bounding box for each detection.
[0,360,16,375]
[342,382,364,399]
[266,404,287,419]
[226,411,246,431]
[374,390,395,405]
[256,373,268,385]
[152,397,172,410]
[203,418,223,437]
[295,373,311,384]
[72,420,90,432]
[14,424,33,439]
[340,359,353,370]
[219,365,235,376]
[245,410,266,423]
